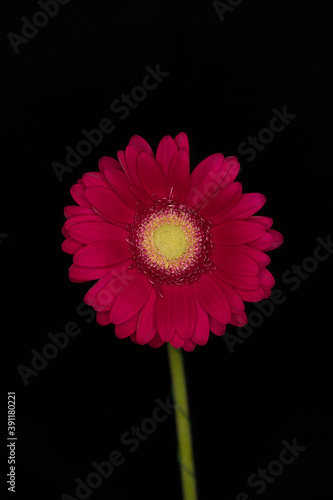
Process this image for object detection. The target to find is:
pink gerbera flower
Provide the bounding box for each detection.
[61,133,283,351]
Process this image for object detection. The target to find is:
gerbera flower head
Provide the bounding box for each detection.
[62,133,283,351]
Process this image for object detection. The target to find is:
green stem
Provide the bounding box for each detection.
[167,343,198,500]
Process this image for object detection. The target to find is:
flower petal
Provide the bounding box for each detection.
[115,312,140,339]
[137,152,168,199]
[265,229,284,250]
[92,268,138,311]
[200,182,242,220]
[212,278,245,311]
[192,273,231,324]
[156,135,178,176]
[96,311,112,325]
[171,285,197,339]
[168,149,190,201]
[82,172,110,189]
[211,221,265,246]
[185,153,224,207]
[110,273,152,324]
[69,221,128,244]
[61,237,84,254]
[156,286,175,342]
[70,183,93,208]
[210,245,259,276]
[98,156,122,176]
[85,186,135,224]
[258,268,275,288]
[64,206,95,219]
[169,331,185,348]
[235,287,265,302]
[209,316,226,336]
[230,310,248,327]
[191,297,209,346]
[183,339,197,352]
[129,135,154,155]
[218,193,266,221]
[73,240,131,267]
[148,333,165,349]
[237,245,271,267]
[136,287,158,344]
[174,132,189,153]
[213,266,261,289]
[103,168,138,209]
[83,262,134,305]
[69,264,113,282]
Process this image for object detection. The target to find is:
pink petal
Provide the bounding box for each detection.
[156,286,175,342]
[136,288,158,344]
[64,206,95,219]
[210,245,259,276]
[212,278,245,311]
[92,268,138,311]
[230,310,248,327]
[148,333,165,349]
[248,232,274,250]
[258,268,275,288]
[69,264,113,282]
[156,135,178,177]
[83,262,134,305]
[199,182,242,220]
[185,153,224,207]
[174,132,189,153]
[98,156,122,176]
[191,273,231,325]
[265,229,284,250]
[69,221,128,244]
[262,288,272,299]
[218,156,240,187]
[211,221,265,246]
[73,240,131,267]
[64,214,102,232]
[137,152,168,199]
[209,316,226,336]
[168,149,190,201]
[129,135,154,155]
[110,273,152,324]
[103,168,138,209]
[96,311,112,325]
[218,193,266,221]
[191,297,210,345]
[70,183,93,208]
[61,237,84,254]
[248,216,273,229]
[115,312,140,339]
[82,172,110,189]
[171,285,197,339]
[124,145,142,186]
[237,245,271,267]
[183,339,197,352]
[129,184,154,206]
[235,287,265,302]
[85,186,135,224]
[169,331,185,348]
[213,266,261,289]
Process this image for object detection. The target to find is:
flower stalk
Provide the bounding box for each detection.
[167,343,198,500]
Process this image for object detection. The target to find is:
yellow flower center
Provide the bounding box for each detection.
[153,224,188,259]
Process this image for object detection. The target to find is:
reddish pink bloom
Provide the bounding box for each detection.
[62,133,283,351]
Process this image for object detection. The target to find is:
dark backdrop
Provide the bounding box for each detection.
[1,1,332,499]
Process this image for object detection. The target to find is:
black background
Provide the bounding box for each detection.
[1,1,333,499]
